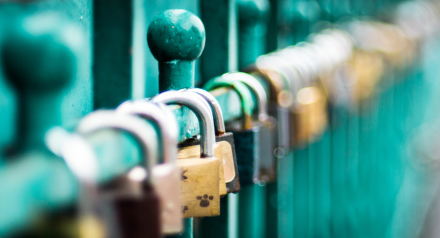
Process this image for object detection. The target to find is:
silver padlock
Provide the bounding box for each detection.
[116,100,183,234]
[76,110,162,238]
[46,128,106,238]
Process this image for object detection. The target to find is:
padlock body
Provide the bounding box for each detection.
[176,158,221,218]
[268,103,291,151]
[216,133,241,193]
[230,126,260,185]
[178,144,227,196]
[152,164,183,234]
[113,183,161,238]
[293,86,328,146]
[257,117,277,183]
[177,132,240,193]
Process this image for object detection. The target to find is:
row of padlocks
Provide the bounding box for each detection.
[1,0,440,237]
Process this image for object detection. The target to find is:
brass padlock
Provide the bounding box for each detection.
[172,90,228,196]
[184,88,241,193]
[204,77,261,185]
[348,49,384,104]
[277,46,329,145]
[76,110,162,238]
[294,86,328,144]
[116,100,183,234]
[152,91,221,218]
[222,72,277,183]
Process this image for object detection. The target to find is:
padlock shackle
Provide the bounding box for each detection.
[116,101,178,165]
[255,55,293,93]
[204,77,254,130]
[151,91,216,158]
[185,88,226,135]
[46,128,101,221]
[276,47,315,86]
[311,31,352,69]
[46,128,100,183]
[255,55,302,107]
[222,72,268,121]
[76,110,159,183]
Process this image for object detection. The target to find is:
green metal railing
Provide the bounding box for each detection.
[0,0,440,237]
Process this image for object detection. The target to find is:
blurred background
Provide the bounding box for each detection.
[1,0,440,237]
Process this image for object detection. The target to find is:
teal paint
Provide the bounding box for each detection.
[239,184,267,238]
[0,10,82,236]
[200,0,237,82]
[311,131,331,238]
[147,9,205,92]
[265,181,278,238]
[330,107,349,238]
[277,151,295,238]
[144,0,201,96]
[346,106,360,237]
[93,0,133,109]
[236,2,271,236]
[197,194,238,238]
[2,12,81,151]
[293,146,309,238]
[148,9,206,238]
[265,0,278,53]
[237,0,270,70]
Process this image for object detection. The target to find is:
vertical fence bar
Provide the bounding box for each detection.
[199,0,239,237]
[93,0,133,109]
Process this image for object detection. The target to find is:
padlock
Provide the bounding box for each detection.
[248,54,301,153]
[76,110,161,238]
[46,128,106,238]
[310,30,354,108]
[222,72,277,183]
[151,90,221,218]
[116,100,183,234]
[256,52,309,148]
[204,77,261,185]
[275,47,315,146]
[160,90,227,197]
[183,88,241,193]
[276,46,329,145]
[171,90,228,197]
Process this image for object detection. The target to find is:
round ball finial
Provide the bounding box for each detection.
[2,13,82,92]
[147,9,205,62]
